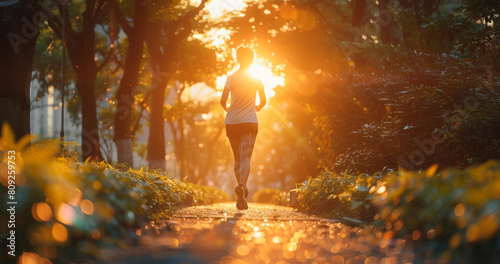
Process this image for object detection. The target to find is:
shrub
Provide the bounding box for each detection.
[274,191,290,207]
[253,188,282,204]
[0,124,228,263]
[294,171,380,221]
[307,50,499,174]
[374,161,500,262]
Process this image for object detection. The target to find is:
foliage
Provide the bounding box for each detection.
[0,124,228,262]
[294,171,380,221]
[445,94,500,166]
[253,188,281,204]
[375,161,500,262]
[308,48,499,173]
[293,160,500,262]
[274,191,290,207]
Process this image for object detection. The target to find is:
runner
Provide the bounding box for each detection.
[220,47,266,210]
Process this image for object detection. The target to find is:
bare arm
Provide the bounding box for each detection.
[256,88,266,112]
[220,87,230,112]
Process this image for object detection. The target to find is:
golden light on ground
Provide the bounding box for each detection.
[67,187,82,206]
[330,255,345,264]
[32,202,53,222]
[52,223,68,243]
[56,203,75,225]
[19,252,52,264]
[236,245,250,256]
[80,199,95,215]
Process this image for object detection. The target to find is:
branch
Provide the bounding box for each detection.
[90,0,106,25]
[43,2,77,41]
[172,0,209,40]
[131,93,151,138]
[96,51,112,73]
[108,0,132,36]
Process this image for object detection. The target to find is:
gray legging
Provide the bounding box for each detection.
[229,133,257,188]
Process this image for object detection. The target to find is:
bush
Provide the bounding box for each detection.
[294,171,380,221]
[0,124,228,263]
[374,161,500,262]
[307,49,499,174]
[445,95,500,167]
[274,191,290,207]
[253,188,290,206]
[294,161,500,261]
[253,188,281,204]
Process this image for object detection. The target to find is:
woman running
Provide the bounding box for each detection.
[220,47,266,210]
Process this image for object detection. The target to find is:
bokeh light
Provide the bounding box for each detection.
[56,204,75,225]
[32,202,53,222]
[52,223,68,243]
[80,199,94,215]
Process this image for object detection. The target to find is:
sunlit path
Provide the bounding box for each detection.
[98,203,415,264]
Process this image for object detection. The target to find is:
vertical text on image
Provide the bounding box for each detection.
[6,150,17,257]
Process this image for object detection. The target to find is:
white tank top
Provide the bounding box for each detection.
[224,70,264,125]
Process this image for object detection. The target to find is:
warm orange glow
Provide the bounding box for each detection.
[81,199,95,215]
[203,0,247,19]
[19,252,52,264]
[91,229,101,240]
[67,187,82,206]
[56,204,75,225]
[248,63,284,99]
[92,180,102,190]
[455,203,465,217]
[32,202,53,222]
[217,63,284,102]
[52,223,68,243]
[192,28,232,50]
[236,245,250,256]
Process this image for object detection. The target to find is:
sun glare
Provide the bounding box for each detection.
[248,63,284,98]
[216,63,285,101]
[203,0,248,19]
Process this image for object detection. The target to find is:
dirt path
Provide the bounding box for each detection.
[98,203,414,264]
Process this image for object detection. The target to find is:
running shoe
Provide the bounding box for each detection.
[235,185,248,210]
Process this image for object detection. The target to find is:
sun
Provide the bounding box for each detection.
[247,63,284,99]
[216,63,285,101]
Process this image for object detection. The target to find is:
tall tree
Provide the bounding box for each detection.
[111,0,148,167]
[145,0,208,170]
[0,0,42,140]
[44,0,108,161]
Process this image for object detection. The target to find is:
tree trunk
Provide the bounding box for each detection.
[77,77,104,161]
[378,0,396,44]
[113,0,147,167]
[177,117,185,179]
[0,0,40,141]
[351,0,366,27]
[147,77,167,170]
